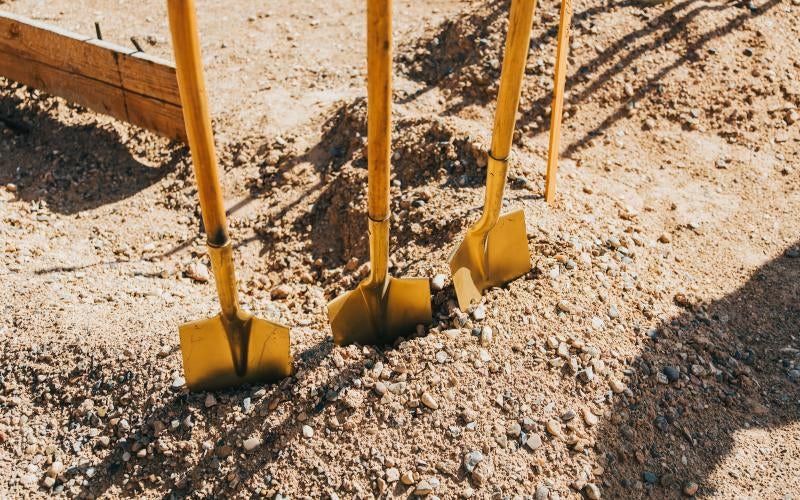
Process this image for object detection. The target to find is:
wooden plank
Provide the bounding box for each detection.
[0,12,181,106]
[0,11,185,139]
[0,50,186,141]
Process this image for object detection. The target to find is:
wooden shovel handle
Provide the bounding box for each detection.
[490,0,537,160]
[167,0,229,245]
[366,0,392,221]
[544,0,573,204]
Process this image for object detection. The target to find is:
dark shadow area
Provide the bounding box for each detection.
[597,244,800,496]
[0,81,184,214]
[68,337,449,498]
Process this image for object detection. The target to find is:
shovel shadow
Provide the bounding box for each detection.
[72,340,385,497]
[593,243,800,497]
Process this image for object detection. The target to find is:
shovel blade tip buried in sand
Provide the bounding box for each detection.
[327,276,432,346]
[179,314,292,391]
[449,209,531,311]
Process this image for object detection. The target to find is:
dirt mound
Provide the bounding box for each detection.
[399,0,510,104]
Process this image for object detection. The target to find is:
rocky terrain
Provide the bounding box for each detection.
[1,0,799,498]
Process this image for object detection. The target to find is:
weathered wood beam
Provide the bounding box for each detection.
[0,12,186,141]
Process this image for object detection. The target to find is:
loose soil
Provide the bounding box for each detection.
[1,0,799,498]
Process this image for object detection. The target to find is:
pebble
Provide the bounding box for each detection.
[591,316,605,330]
[506,422,521,437]
[374,381,388,396]
[683,481,699,496]
[270,284,292,299]
[302,425,314,438]
[582,407,599,426]
[431,274,446,291]
[46,461,64,478]
[421,392,439,410]
[19,474,37,487]
[609,379,626,393]
[525,434,542,450]
[414,480,433,496]
[385,467,400,482]
[546,420,561,436]
[535,485,550,500]
[171,376,186,389]
[185,262,210,283]
[579,366,595,383]
[642,471,658,484]
[472,305,486,321]
[585,483,602,499]
[43,476,56,488]
[463,451,484,472]
[400,471,415,485]
[204,393,217,408]
[663,366,680,382]
[462,408,478,423]
[243,437,262,451]
[480,326,493,346]
[658,233,671,243]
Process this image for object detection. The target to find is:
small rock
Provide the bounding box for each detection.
[421,392,439,410]
[658,233,671,243]
[535,485,550,500]
[302,425,314,438]
[42,476,56,488]
[185,261,210,283]
[609,379,626,393]
[480,326,493,346]
[400,471,415,485]
[431,274,446,291]
[506,422,521,437]
[385,467,400,483]
[683,480,699,496]
[585,483,602,499]
[642,471,658,484]
[663,366,680,382]
[582,407,599,426]
[463,451,484,472]
[546,420,561,436]
[270,284,291,299]
[46,461,64,478]
[414,480,433,496]
[204,393,217,408]
[171,376,186,389]
[525,434,542,450]
[472,305,486,321]
[462,408,478,423]
[243,437,262,451]
[374,381,388,396]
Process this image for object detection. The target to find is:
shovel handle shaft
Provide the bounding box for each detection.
[544,0,573,204]
[366,0,392,222]
[168,0,229,245]
[478,0,536,232]
[490,0,536,159]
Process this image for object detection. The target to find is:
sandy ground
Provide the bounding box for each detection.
[1,0,799,498]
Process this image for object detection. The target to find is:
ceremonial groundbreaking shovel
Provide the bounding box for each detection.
[327,0,432,346]
[168,0,292,390]
[448,0,535,311]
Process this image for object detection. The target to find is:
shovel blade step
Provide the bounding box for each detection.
[328,276,431,346]
[179,315,292,391]
[449,209,531,310]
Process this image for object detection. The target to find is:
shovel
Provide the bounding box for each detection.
[168,0,292,390]
[448,0,536,311]
[544,0,573,204]
[326,0,432,346]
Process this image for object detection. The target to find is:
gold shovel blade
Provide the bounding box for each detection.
[327,276,432,346]
[449,209,531,311]
[179,314,292,391]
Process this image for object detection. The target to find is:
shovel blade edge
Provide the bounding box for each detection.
[179,315,291,391]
